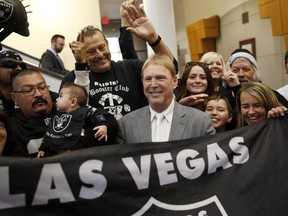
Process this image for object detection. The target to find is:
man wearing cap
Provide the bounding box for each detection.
[221,48,288,107]
[277,51,288,100]
[0,50,26,113]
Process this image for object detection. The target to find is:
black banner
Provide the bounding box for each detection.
[1,115,288,216]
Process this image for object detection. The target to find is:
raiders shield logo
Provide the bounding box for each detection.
[0,0,13,23]
[53,114,72,133]
[132,195,228,216]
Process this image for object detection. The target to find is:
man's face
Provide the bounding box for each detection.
[84,32,111,73]
[54,38,65,53]
[0,60,25,85]
[12,72,53,118]
[231,59,254,85]
[142,64,177,112]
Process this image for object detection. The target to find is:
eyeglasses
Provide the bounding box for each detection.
[0,59,26,69]
[185,61,208,69]
[0,121,5,129]
[12,85,50,96]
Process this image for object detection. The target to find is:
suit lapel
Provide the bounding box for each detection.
[139,107,152,142]
[169,103,187,140]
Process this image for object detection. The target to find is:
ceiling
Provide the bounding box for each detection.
[99,0,125,21]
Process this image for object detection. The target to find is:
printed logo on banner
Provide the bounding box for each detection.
[132,195,228,216]
[0,0,13,23]
[53,114,72,132]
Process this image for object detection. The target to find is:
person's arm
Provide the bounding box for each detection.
[119,27,138,59]
[123,4,174,62]
[74,63,90,97]
[86,106,119,143]
[267,106,287,118]
[119,0,138,59]
[68,31,90,96]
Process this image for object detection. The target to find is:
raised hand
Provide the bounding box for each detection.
[69,30,86,63]
[123,4,158,44]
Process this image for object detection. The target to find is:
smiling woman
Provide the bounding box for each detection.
[236,82,287,128]
[176,61,215,111]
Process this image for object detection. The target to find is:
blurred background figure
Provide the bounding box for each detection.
[39,34,69,75]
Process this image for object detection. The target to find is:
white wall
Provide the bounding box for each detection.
[2,0,101,71]
[3,0,287,89]
[173,0,287,89]
[218,0,287,89]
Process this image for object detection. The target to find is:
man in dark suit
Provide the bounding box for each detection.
[40,34,68,75]
[117,55,215,144]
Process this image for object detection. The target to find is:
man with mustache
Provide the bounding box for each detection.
[62,4,177,121]
[3,69,56,157]
[4,69,118,157]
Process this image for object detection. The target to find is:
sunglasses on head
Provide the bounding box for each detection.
[0,59,26,69]
[185,61,208,69]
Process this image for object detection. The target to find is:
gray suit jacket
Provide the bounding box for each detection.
[40,49,68,75]
[117,102,215,144]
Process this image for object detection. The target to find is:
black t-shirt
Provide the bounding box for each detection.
[4,105,57,157]
[62,59,148,118]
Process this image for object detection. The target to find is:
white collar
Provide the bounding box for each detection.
[149,100,174,123]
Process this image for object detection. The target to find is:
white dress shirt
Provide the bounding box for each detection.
[150,100,175,142]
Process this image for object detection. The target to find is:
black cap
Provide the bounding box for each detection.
[0,50,23,61]
[0,0,30,42]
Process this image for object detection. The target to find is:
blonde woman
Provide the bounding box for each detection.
[236,82,287,128]
[200,51,227,93]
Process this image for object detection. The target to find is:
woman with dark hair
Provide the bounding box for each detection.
[0,110,7,156]
[176,61,215,111]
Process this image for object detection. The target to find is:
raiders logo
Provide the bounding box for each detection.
[53,114,72,133]
[0,0,13,23]
[132,195,228,216]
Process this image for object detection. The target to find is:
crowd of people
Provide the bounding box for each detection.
[0,0,287,158]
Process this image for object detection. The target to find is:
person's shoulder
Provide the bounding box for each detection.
[6,108,25,122]
[120,106,148,121]
[115,59,143,68]
[62,70,76,80]
[176,102,208,117]
[42,49,53,55]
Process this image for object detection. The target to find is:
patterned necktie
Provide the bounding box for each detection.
[56,54,65,70]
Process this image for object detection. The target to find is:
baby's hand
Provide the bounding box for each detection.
[36,151,45,159]
[93,125,108,141]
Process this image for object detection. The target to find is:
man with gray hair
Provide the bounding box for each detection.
[221,48,288,108]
